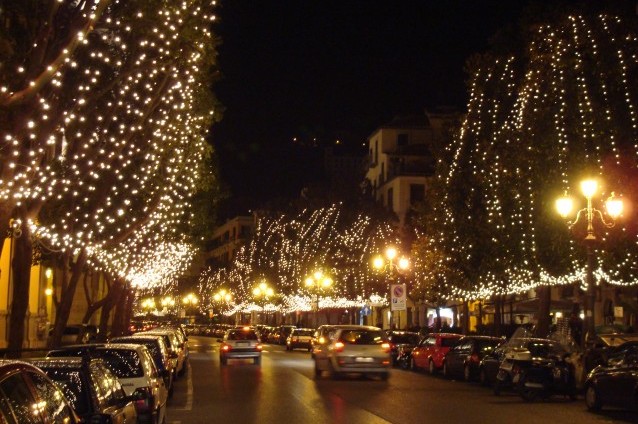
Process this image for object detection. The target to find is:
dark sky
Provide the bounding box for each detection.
[211,1,534,210]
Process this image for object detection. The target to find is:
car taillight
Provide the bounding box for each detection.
[334,341,345,352]
[256,344,263,351]
[512,364,520,375]
[133,387,154,412]
[381,343,391,353]
[221,344,231,352]
[470,353,479,363]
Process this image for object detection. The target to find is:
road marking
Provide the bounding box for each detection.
[172,361,193,411]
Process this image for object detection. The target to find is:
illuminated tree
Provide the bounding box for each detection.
[1,0,221,351]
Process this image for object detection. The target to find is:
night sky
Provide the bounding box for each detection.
[211,1,536,211]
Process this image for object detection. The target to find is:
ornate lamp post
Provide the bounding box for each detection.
[213,289,233,323]
[160,296,175,312]
[556,179,623,344]
[182,293,199,323]
[304,270,333,328]
[141,298,156,316]
[372,246,410,329]
[252,280,275,325]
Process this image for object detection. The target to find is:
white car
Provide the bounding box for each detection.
[48,343,168,424]
[137,329,186,377]
[313,325,391,380]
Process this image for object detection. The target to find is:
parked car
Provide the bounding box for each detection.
[411,333,462,374]
[442,335,503,381]
[28,357,138,424]
[0,360,85,423]
[110,334,175,397]
[585,341,638,411]
[387,331,421,366]
[286,328,314,351]
[584,332,638,373]
[313,325,391,380]
[47,343,168,424]
[138,328,187,377]
[155,326,190,366]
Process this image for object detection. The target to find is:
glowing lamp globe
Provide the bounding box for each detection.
[556,196,573,218]
[580,179,598,199]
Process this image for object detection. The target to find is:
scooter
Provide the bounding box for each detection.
[515,354,578,402]
[493,349,534,395]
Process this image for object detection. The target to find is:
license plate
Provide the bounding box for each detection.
[237,342,248,346]
[355,357,374,363]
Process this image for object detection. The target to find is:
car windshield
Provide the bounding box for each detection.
[228,330,258,340]
[441,338,459,348]
[37,368,89,416]
[391,334,420,344]
[340,330,386,345]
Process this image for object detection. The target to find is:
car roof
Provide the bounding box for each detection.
[427,333,463,338]
[332,325,384,331]
[28,357,86,369]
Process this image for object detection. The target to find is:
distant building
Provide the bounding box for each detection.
[205,215,256,268]
[323,146,368,202]
[364,110,459,226]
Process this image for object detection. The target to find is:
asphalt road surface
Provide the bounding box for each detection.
[165,336,637,424]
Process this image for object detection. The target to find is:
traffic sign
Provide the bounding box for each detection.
[391,284,406,311]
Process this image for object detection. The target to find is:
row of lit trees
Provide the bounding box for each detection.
[0,0,221,352]
[411,7,638,338]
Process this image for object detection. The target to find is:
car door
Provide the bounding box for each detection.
[314,328,338,369]
[27,371,78,424]
[447,340,470,375]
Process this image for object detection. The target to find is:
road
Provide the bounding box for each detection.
[165,336,637,424]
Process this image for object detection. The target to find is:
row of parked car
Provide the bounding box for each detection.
[389,327,638,413]
[0,324,189,424]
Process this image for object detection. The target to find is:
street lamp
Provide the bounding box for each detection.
[182,293,199,323]
[141,298,156,316]
[213,289,233,323]
[372,246,410,329]
[160,296,175,310]
[252,281,275,325]
[304,269,333,328]
[556,178,623,344]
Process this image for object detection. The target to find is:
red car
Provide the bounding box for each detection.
[411,333,462,374]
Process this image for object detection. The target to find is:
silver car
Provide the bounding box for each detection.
[313,325,391,380]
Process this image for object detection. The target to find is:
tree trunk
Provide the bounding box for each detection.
[111,285,131,337]
[462,301,470,335]
[535,286,552,338]
[49,250,87,348]
[435,306,442,332]
[97,279,124,342]
[7,225,33,358]
[494,295,503,337]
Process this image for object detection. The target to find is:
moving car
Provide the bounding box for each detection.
[585,341,638,411]
[28,357,138,424]
[313,325,391,380]
[411,333,462,374]
[219,327,263,365]
[286,328,314,351]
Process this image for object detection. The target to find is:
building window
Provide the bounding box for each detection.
[397,133,408,147]
[410,184,425,204]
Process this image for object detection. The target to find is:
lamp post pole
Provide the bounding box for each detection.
[213,289,233,324]
[372,247,409,330]
[556,179,623,345]
[305,270,333,328]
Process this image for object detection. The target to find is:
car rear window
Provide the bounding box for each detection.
[228,330,258,340]
[37,368,89,416]
[339,330,386,345]
[99,349,144,378]
[293,330,313,336]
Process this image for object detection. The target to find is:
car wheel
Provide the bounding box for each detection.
[428,359,436,375]
[442,362,449,378]
[463,364,472,382]
[254,356,261,365]
[585,384,602,411]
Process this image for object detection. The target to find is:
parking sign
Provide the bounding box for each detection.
[390,284,406,311]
